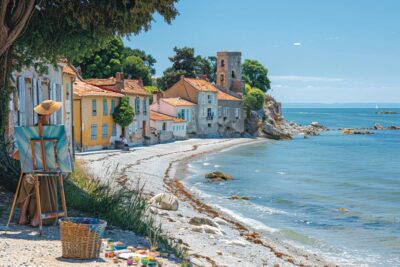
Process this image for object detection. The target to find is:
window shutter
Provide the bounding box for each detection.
[60,84,64,124]
[18,76,26,126]
[32,78,38,124]
[37,79,42,103]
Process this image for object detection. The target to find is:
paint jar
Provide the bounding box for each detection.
[127,257,134,266]
[113,257,119,264]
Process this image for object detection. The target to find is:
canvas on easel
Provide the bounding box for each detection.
[7,125,72,233]
[14,125,73,173]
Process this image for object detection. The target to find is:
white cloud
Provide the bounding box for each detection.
[293,42,302,46]
[270,75,344,82]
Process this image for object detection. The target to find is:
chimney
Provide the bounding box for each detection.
[116,72,124,82]
[201,74,209,81]
[138,77,144,87]
[76,66,82,77]
[152,91,163,105]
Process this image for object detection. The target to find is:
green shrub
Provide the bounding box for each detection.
[243,87,265,111]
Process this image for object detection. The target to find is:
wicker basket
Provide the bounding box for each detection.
[59,217,107,259]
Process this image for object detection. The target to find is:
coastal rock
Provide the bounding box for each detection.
[261,121,292,140]
[229,195,251,201]
[342,128,374,135]
[231,239,247,247]
[191,225,223,235]
[376,111,397,114]
[190,257,210,267]
[189,217,219,228]
[244,110,261,135]
[205,171,233,181]
[214,217,228,225]
[387,125,400,130]
[374,123,384,130]
[149,193,179,211]
[311,121,320,127]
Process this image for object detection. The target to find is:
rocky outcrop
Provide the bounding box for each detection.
[342,128,374,135]
[244,95,327,139]
[387,125,400,130]
[376,111,397,114]
[149,193,179,211]
[189,217,219,228]
[205,171,233,181]
[229,195,251,201]
[374,123,384,130]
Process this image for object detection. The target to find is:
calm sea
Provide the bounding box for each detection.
[185,108,400,266]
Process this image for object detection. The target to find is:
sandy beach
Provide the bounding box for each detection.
[78,138,335,267]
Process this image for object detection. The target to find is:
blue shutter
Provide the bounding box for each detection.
[92,99,97,116]
[103,99,108,115]
[111,99,115,114]
[18,76,26,126]
[37,79,42,104]
[112,123,117,136]
[91,124,97,140]
[102,123,108,138]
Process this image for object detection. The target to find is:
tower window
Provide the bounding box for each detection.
[220,74,224,82]
[221,59,225,67]
[231,71,236,78]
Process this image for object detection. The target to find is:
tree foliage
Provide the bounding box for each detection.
[0,0,178,190]
[243,87,265,111]
[113,96,135,128]
[158,47,216,90]
[242,59,271,92]
[73,36,155,85]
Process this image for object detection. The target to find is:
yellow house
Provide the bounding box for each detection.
[73,78,123,151]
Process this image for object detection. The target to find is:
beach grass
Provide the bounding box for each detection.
[64,161,186,260]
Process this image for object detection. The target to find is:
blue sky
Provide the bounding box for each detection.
[124,0,400,103]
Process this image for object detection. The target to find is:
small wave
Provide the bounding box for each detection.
[214,164,221,168]
[255,169,260,173]
[276,171,286,175]
[215,205,278,233]
[250,203,290,216]
[203,162,210,166]
[189,186,213,199]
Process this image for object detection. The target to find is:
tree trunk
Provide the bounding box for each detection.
[0,48,20,191]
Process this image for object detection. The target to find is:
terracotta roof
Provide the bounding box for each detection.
[74,79,124,97]
[62,65,76,76]
[85,77,116,86]
[161,97,196,107]
[217,89,241,101]
[150,111,185,123]
[85,78,150,96]
[123,80,150,96]
[184,78,219,92]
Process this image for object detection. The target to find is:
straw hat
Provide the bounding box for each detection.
[34,100,62,115]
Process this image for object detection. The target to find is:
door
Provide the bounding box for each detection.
[142,120,146,137]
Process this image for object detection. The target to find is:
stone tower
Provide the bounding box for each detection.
[216,51,243,94]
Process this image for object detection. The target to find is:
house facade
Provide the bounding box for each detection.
[86,72,150,145]
[162,77,219,137]
[216,89,244,136]
[150,94,196,134]
[73,79,123,151]
[7,62,75,152]
[149,111,187,142]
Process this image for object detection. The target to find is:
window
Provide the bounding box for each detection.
[143,98,147,114]
[235,108,240,119]
[103,99,108,115]
[92,99,97,116]
[221,59,225,67]
[186,109,190,121]
[112,123,117,136]
[102,123,108,139]
[208,123,211,128]
[218,107,222,117]
[224,107,228,117]
[91,124,97,140]
[207,94,212,104]
[180,109,185,120]
[220,74,224,82]
[231,70,236,78]
[162,122,166,131]
[135,97,140,113]
[111,99,116,114]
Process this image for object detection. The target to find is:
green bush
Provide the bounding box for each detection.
[243,87,265,111]
[112,96,135,129]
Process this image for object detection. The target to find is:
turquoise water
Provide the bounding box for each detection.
[185,108,400,266]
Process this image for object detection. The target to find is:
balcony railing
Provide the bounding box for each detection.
[206,115,214,121]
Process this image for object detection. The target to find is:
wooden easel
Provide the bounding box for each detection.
[7,121,68,234]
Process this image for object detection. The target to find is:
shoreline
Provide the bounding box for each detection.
[78,138,335,267]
